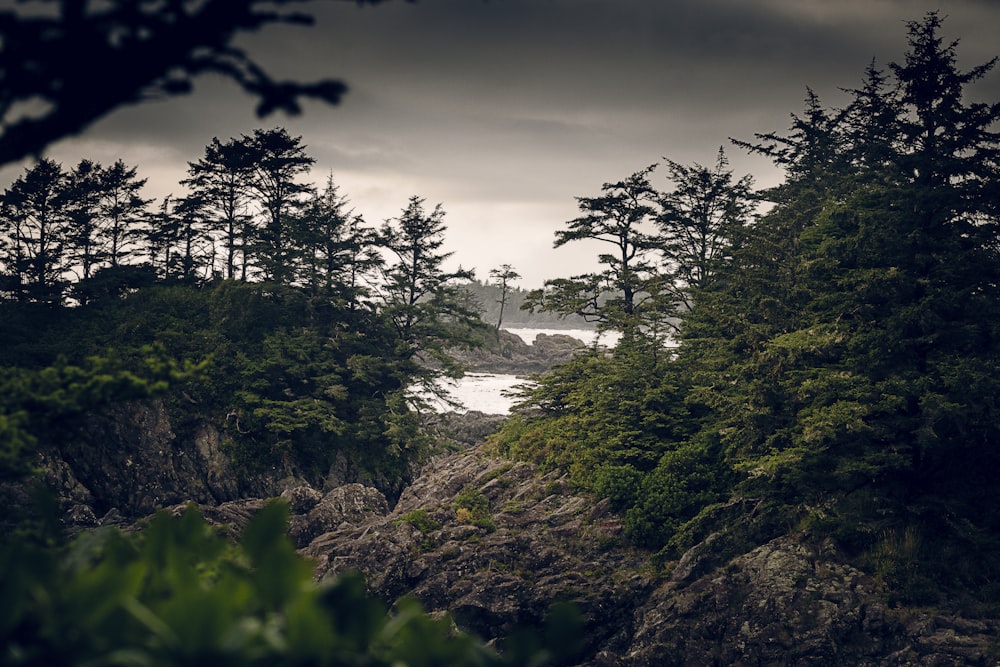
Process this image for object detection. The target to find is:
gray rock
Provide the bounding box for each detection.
[300,443,1000,666]
[445,330,588,375]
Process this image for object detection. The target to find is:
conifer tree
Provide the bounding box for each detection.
[240,128,315,284]
[97,159,150,268]
[525,166,661,336]
[377,196,478,375]
[296,173,379,304]
[0,158,68,303]
[183,137,254,280]
[656,148,753,320]
[63,159,106,287]
[488,264,521,332]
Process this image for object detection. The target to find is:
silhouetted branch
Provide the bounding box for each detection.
[0,0,406,167]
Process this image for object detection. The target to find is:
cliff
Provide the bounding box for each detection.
[279,441,997,666]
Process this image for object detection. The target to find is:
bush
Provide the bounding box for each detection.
[0,501,579,666]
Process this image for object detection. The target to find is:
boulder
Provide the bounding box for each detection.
[445,330,588,375]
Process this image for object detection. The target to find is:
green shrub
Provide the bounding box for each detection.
[453,485,497,532]
[0,501,579,666]
[398,508,441,533]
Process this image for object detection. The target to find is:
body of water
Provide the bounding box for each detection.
[420,327,610,414]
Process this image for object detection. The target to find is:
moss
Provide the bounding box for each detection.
[397,509,441,533]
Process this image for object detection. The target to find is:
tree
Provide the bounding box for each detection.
[241,128,315,284]
[63,159,106,287]
[97,159,151,268]
[147,195,212,282]
[183,137,255,280]
[656,148,754,318]
[488,264,521,332]
[377,196,479,374]
[0,0,407,168]
[296,173,379,304]
[0,159,68,303]
[525,165,661,335]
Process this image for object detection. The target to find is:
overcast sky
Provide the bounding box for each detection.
[9,0,1000,287]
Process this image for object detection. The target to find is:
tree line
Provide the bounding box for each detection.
[0,128,457,315]
[499,12,1000,604]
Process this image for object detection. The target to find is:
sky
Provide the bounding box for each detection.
[6,0,1000,288]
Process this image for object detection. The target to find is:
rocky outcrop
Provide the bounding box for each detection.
[32,398,405,528]
[448,330,588,374]
[300,443,654,661]
[291,443,1000,666]
[423,410,508,449]
[21,401,1000,665]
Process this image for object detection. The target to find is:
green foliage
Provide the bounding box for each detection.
[495,336,695,489]
[453,485,497,532]
[497,16,1000,605]
[0,501,581,666]
[624,434,733,551]
[398,509,441,533]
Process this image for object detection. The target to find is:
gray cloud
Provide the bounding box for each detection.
[9,0,1000,287]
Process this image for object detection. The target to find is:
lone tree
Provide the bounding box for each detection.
[488,264,521,333]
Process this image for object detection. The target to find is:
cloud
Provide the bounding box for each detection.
[3,0,997,287]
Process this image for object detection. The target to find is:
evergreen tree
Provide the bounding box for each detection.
[0,159,68,303]
[488,264,521,332]
[97,159,150,268]
[183,136,254,280]
[296,173,379,304]
[526,166,660,335]
[656,148,754,319]
[146,194,211,282]
[377,196,479,378]
[63,159,106,287]
[241,128,315,284]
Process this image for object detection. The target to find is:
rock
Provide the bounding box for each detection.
[279,485,324,513]
[423,411,507,450]
[290,484,390,547]
[445,330,588,375]
[302,443,656,659]
[300,444,1000,666]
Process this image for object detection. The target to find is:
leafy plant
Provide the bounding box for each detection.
[0,501,580,666]
[453,485,497,532]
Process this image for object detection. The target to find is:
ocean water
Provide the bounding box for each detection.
[421,327,610,414]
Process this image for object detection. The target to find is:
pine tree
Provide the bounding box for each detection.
[241,128,315,284]
[183,137,254,280]
[0,159,69,303]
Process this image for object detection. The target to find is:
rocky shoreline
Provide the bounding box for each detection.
[448,329,588,375]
